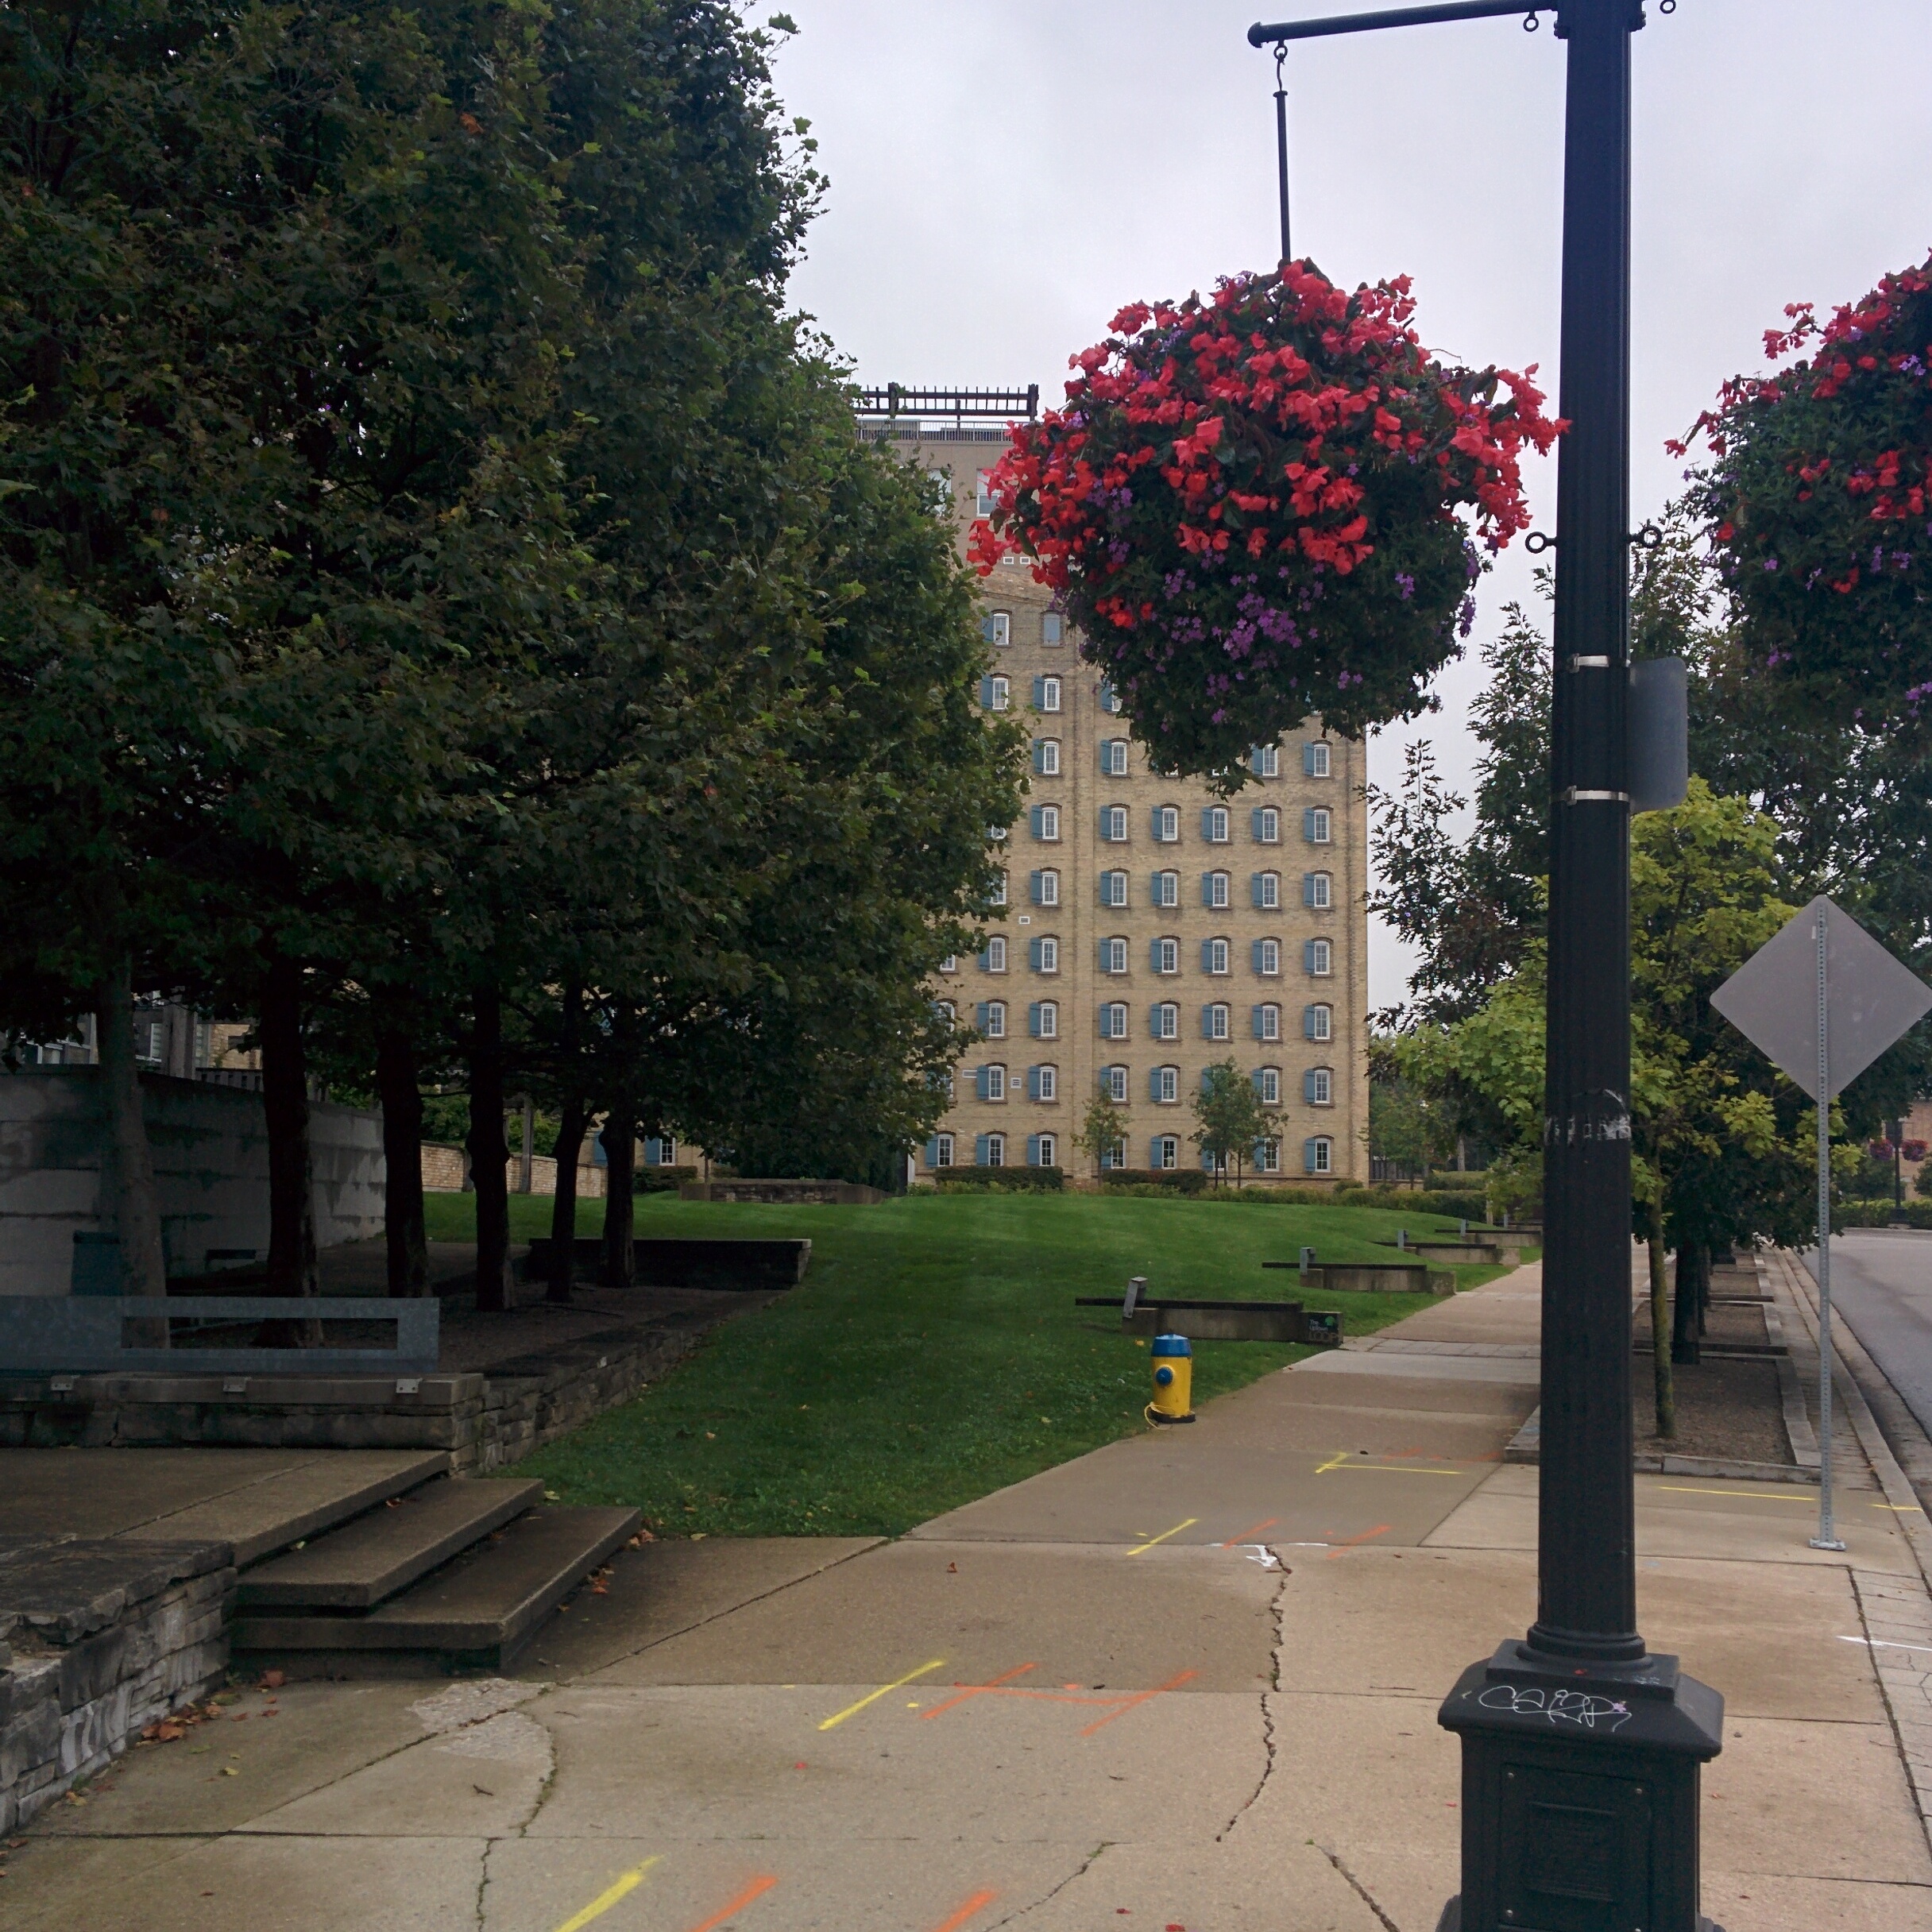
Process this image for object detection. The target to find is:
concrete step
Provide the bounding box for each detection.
[234,1477,544,1609]
[230,1505,640,1667]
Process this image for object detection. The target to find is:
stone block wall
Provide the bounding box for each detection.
[0,1540,233,1830]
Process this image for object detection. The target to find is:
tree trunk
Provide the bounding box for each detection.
[93,959,167,1342]
[376,1026,428,1297]
[261,955,319,1301]
[1648,1204,1673,1440]
[517,1094,535,1195]
[600,1110,635,1288]
[1671,1238,1702,1366]
[466,985,514,1312]
[548,1096,587,1304]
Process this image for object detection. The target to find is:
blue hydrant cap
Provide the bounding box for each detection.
[1150,1333,1191,1358]
[1153,1365,1174,1386]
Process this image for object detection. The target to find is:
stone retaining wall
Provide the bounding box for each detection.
[0,1299,748,1470]
[0,1540,232,1830]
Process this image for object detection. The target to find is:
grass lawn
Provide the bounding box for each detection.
[423,1189,1517,1539]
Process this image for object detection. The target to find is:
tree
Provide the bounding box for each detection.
[1368,596,1551,1025]
[1395,782,1821,1435]
[1075,1088,1130,1179]
[2,0,1015,1312]
[1366,1068,1457,1187]
[1192,1061,1268,1187]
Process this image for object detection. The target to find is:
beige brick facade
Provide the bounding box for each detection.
[875,421,1369,1187]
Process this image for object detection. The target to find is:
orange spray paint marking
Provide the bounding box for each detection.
[928,1891,999,1932]
[1325,1525,1391,1559]
[1079,1668,1198,1737]
[920,1663,1040,1719]
[682,1876,778,1932]
[1221,1517,1280,1547]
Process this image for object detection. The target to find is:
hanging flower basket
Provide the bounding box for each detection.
[1672,253,1932,729]
[969,262,1561,775]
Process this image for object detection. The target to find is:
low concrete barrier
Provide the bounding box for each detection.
[1076,1295,1341,1345]
[1263,1260,1453,1295]
[679,1179,883,1205]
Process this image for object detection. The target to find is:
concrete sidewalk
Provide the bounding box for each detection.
[10,1262,1932,1930]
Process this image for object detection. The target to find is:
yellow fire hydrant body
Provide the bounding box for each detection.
[1148,1332,1195,1424]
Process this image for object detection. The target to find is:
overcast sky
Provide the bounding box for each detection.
[767,0,1932,1010]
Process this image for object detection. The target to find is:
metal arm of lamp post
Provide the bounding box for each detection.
[1249,4,1720,1929]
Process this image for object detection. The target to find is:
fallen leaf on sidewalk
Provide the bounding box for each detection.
[260,1670,285,1690]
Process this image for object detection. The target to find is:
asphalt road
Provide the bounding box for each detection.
[1803,1230,1932,1439]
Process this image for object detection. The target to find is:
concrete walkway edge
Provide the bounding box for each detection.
[1772,1245,1932,1855]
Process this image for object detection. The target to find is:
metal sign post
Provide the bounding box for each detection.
[1813,906,1839,1549]
[1712,895,1932,1553]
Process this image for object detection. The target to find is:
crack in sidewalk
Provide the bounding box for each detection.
[1218,1558,1287,1840]
[1317,1843,1405,1932]
[984,1841,1113,1928]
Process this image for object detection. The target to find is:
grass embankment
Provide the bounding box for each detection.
[423,1190,1515,1538]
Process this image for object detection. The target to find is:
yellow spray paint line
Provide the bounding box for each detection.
[1315,1451,1465,1477]
[1126,1517,1198,1555]
[1652,1486,1812,1502]
[552,1858,663,1932]
[817,1659,947,1731]
[1875,1501,1926,1513]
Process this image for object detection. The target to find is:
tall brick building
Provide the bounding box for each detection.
[866,407,1369,1187]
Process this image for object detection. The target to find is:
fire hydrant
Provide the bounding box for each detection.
[1147,1332,1195,1425]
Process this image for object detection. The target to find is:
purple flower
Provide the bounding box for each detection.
[1396,572,1416,601]
[1763,557,1779,572]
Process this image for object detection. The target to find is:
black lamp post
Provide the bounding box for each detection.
[1247,4,1723,1929]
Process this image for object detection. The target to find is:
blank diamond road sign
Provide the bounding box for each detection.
[1710,895,1932,1099]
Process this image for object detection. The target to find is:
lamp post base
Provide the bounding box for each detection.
[1433,1905,1726,1932]
[1437,1642,1725,1932]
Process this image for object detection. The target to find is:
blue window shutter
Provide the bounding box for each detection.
[1028,1002,1042,1037]
[1028,805,1041,840]
[1203,1006,1217,1039]
[1150,938,1163,972]
[1304,1138,1320,1174]
[1026,1134,1041,1165]
[1149,1068,1162,1103]
[1151,806,1163,840]
[1254,808,1268,840]
[1029,870,1042,905]
[925,1137,941,1168]
[975,1002,989,1031]
[1303,807,1318,842]
[1194,939,1209,974]
[1253,874,1266,908]
[1200,808,1214,840]
[1032,675,1045,709]
[1301,874,1316,907]
[1304,940,1318,974]
[1304,1006,1319,1040]
[980,676,995,708]
[1252,1006,1265,1039]
[1201,1147,1215,1173]
[1100,679,1115,710]
[1251,941,1265,973]
[1252,1069,1267,1097]
[977,944,991,969]
[1303,743,1318,776]
[1099,1144,1115,1171]
[1304,1068,1320,1103]
[976,1134,991,1166]
[1250,746,1265,776]
[973,1067,987,1100]
[1032,740,1045,775]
